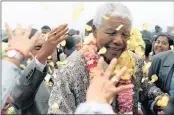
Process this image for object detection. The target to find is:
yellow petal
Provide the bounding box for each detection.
[20,64,26,69]
[60,40,66,46]
[151,74,158,83]
[142,62,151,73]
[48,66,52,74]
[157,94,170,107]
[135,46,144,56]
[172,30,174,35]
[7,107,15,114]
[103,15,110,20]
[116,24,123,31]
[121,70,132,80]
[141,77,149,83]
[98,47,107,55]
[26,59,31,65]
[78,2,84,11]
[143,24,149,30]
[72,8,80,19]
[48,56,52,59]
[85,25,92,31]
[49,62,54,67]
[51,103,59,109]
[56,61,66,66]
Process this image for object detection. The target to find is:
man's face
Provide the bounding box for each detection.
[93,16,131,63]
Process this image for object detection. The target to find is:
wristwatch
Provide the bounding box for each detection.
[5,50,23,63]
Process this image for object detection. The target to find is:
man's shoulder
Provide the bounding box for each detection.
[152,50,174,61]
[56,51,87,76]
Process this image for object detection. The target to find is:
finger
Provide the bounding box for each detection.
[55,34,68,44]
[49,24,67,37]
[55,27,69,41]
[15,24,23,36]
[111,66,127,85]
[24,25,32,38]
[105,58,117,79]
[96,57,104,72]
[112,84,134,94]
[30,31,41,45]
[5,23,13,39]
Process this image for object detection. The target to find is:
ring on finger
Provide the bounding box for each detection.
[54,32,57,36]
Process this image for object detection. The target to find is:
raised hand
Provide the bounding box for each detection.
[86,57,134,104]
[36,24,68,64]
[5,23,41,58]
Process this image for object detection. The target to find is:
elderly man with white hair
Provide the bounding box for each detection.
[48,2,164,114]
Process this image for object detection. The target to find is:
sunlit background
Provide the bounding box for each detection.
[2,1,174,35]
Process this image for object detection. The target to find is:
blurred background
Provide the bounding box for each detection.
[1,1,174,39]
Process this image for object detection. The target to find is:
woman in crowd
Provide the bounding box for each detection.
[152,33,173,55]
[48,3,164,114]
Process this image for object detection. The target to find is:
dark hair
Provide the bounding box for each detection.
[41,25,51,31]
[143,39,152,57]
[152,33,173,55]
[65,36,75,50]
[29,28,38,39]
[2,28,38,42]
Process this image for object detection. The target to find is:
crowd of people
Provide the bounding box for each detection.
[1,2,174,115]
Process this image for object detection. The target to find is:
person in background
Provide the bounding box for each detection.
[152,25,162,41]
[141,50,174,115]
[143,38,152,63]
[63,36,76,57]
[3,24,69,115]
[1,24,43,110]
[72,34,83,50]
[41,25,51,34]
[141,23,153,42]
[152,33,173,55]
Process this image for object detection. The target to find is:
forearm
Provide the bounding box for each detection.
[1,60,21,109]
[12,59,47,109]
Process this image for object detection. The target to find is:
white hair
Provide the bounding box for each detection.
[93,3,132,29]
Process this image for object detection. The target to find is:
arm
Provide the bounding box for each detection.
[75,102,114,114]
[11,58,47,110]
[140,57,164,114]
[1,60,21,109]
[48,51,87,114]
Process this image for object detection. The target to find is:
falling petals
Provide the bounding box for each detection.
[98,47,107,55]
[116,24,123,31]
[103,15,110,20]
[85,25,92,31]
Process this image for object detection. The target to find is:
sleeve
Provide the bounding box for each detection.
[141,56,163,100]
[35,57,46,72]
[11,59,47,110]
[47,69,76,114]
[75,102,115,114]
[1,60,21,109]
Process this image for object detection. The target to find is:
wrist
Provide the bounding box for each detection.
[3,57,20,67]
[5,49,26,60]
[36,53,47,64]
